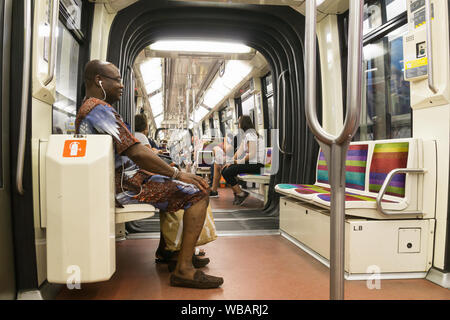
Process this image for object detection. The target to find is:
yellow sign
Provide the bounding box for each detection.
[405,57,428,70]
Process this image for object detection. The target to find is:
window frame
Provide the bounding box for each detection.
[338,0,410,141]
[261,72,273,145]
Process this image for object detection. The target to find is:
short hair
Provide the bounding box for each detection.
[84,60,113,86]
[135,113,148,133]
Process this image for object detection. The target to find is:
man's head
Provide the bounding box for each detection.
[135,113,148,135]
[84,60,124,104]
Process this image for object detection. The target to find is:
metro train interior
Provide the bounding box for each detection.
[0,0,449,301]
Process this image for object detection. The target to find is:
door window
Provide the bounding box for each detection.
[52,21,79,134]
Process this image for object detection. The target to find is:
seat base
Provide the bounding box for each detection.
[115,204,157,224]
[237,174,270,184]
[279,197,434,275]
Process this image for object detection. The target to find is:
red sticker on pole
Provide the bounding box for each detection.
[63,140,87,157]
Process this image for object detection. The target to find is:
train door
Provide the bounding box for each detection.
[0,0,16,300]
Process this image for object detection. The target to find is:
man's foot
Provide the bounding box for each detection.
[234,191,249,205]
[168,255,210,272]
[209,190,219,197]
[170,270,224,289]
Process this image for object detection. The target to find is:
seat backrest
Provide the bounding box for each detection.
[344,144,369,191]
[316,143,369,191]
[262,147,273,175]
[196,150,214,167]
[368,141,409,198]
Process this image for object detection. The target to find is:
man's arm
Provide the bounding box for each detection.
[124,143,209,192]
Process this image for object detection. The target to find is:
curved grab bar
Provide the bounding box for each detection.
[425,0,437,94]
[17,0,32,195]
[276,70,291,154]
[305,0,363,145]
[376,168,426,216]
[43,0,60,86]
[305,0,364,301]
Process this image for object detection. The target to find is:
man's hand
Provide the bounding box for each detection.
[178,172,210,192]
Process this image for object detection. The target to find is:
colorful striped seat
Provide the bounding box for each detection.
[274,184,303,197]
[314,191,398,209]
[294,185,330,195]
[277,138,430,220]
[276,184,303,189]
[368,142,409,197]
[317,144,368,190]
[345,144,368,190]
[310,140,413,214]
[275,144,368,201]
[316,151,329,184]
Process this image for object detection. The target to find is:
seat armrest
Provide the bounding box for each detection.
[376,168,426,216]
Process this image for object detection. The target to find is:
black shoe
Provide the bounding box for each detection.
[232,193,239,205]
[234,191,249,206]
[209,191,219,197]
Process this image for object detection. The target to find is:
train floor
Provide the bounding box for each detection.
[209,187,264,210]
[55,235,450,300]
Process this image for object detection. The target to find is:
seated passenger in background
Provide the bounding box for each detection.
[134,113,162,154]
[76,60,223,289]
[209,132,239,198]
[222,115,265,205]
[148,135,160,150]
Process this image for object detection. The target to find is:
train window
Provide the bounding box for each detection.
[262,73,274,129]
[363,0,407,35]
[385,0,406,21]
[348,0,410,141]
[52,21,80,134]
[360,24,410,141]
[241,95,253,115]
[201,121,206,137]
[363,0,383,35]
[220,105,234,134]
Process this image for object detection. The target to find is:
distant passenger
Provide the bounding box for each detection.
[208,131,240,197]
[75,60,223,289]
[134,113,162,154]
[221,115,265,205]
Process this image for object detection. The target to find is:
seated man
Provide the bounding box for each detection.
[76,60,223,289]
